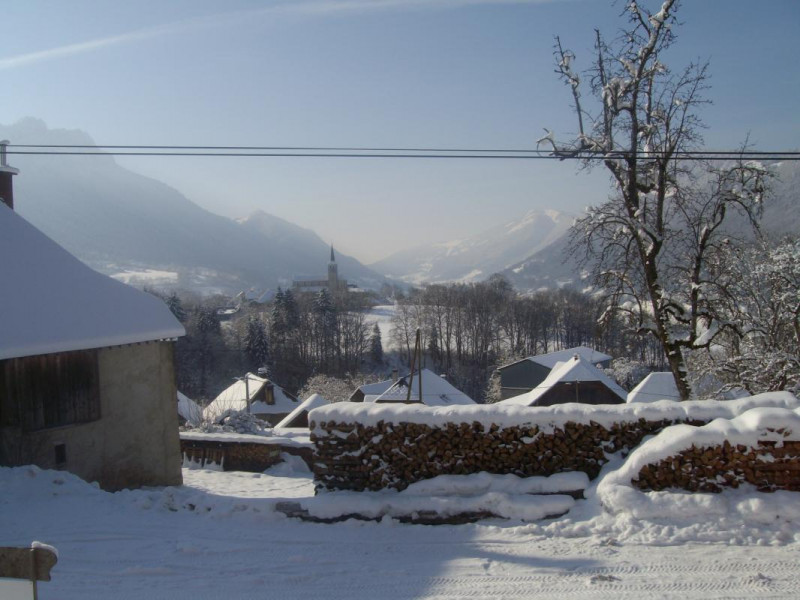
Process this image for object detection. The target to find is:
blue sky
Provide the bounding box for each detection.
[2,0,799,262]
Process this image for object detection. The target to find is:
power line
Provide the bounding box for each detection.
[4,145,800,161]
[9,144,798,155]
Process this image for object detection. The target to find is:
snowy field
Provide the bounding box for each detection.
[365,304,397,350]
[3,454,800,599]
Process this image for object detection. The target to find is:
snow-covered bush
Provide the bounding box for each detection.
[191,410,271,436]
[606,358,650,391]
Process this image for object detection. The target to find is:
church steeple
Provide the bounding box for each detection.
[328,244,338,289]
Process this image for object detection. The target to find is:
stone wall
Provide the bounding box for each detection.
[632,439,800,493]
[311,417,705,492]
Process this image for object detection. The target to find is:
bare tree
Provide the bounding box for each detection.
[544,0,767,399]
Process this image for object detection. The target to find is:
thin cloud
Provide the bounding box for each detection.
[0,0,563,71]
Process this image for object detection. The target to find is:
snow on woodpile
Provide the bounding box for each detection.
[291,488,575,523]
[180,429,311,448]
[627,372,681,403]
[596,407,800,522]
[0,203,184,359]
[288,471,583,522]
[311,393,800,492]
[310,391,800,433]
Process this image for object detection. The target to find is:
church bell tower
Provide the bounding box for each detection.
[328,245,338,290]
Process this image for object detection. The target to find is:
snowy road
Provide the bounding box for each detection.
[3,463,800,599]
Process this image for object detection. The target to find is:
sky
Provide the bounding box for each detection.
[2,0,799,264]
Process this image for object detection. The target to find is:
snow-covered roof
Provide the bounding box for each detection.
[371,369,475,406]
[204,374,299,421]
[351,378,395,402]
[0,203,185,360]
[177,391,203,426]
[501,355,627,407]
[627,372,681,403]
[528,347,613,369]
[274,393,330,428]
[500,347,613,372]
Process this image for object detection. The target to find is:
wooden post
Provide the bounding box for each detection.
[406,329,421,402]
[417,329,423,403]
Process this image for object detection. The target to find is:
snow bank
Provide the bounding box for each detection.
[310,391,799,433]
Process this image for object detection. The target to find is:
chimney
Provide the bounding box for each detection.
[391,368,399,381]
[0,140,19,210]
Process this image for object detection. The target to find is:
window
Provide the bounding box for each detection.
[0,350,101,431]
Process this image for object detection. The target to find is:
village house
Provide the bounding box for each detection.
[0,148,186,490]
[348,369,399,402]
[627,372,681,403]
[500,354,626,407]
[495,346,613,400]
[204,373,300,426]
[274,393,330,429]
[369,369,476,406]
[177,391,203,426]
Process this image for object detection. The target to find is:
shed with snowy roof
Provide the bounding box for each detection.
[627,372,680,404]
[204,373,299,426]
[349,377,396,403]
[274,393,330,429]
[0,197,185,491]
[369,369,475,406]
[178,391,203,426]
[496,346,613,400]
[500,354,626,407]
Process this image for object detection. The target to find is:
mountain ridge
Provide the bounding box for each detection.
[1,118,387,295]
[370,207,575,285]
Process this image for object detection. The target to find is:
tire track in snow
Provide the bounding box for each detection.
[268,560,800,599]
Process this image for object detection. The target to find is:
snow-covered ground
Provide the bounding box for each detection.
[4,451,800,599]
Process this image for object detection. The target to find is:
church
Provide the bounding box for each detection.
[291,246,348,294]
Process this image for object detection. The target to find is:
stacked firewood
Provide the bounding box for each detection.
[180,439,282,472]
[310,416,704,492]
[632,437,800,493]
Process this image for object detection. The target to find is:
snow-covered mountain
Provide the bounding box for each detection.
[500,159,800,293]
[499,232,584,292]
[1,118,386,294]
[370,208,575,284]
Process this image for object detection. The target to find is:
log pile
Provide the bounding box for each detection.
[632,436,800,493]
[311,416,706,492]
[180,439,282,472]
